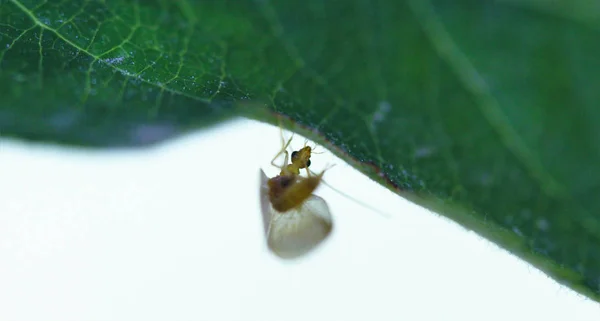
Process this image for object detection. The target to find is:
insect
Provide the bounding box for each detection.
[259,128,333,259]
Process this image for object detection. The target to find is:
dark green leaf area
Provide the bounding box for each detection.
[1,0,600,301]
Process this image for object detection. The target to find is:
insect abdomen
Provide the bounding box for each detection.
[269,176,322,212]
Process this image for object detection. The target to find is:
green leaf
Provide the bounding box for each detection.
[1,0,600,301]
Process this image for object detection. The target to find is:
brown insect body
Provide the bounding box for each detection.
[268,145,323,212]
[260,137,333,259]
[267,171,324,212]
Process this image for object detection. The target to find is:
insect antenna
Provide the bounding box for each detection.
[309,167,392,219]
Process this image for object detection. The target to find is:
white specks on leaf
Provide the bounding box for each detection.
[371,101,391,126]
[512,226,524,237]
[414,146,437,158]
[478,172,493,186]
[102,56,125,65]
[536,218,550,231]
[39,17,51,26]
[118,70,135,78]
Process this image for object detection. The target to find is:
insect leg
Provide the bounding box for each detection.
[270,131,294,169]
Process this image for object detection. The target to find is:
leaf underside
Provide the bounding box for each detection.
[1,0,600,301]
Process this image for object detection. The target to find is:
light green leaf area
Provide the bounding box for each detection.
[1,0,600,301]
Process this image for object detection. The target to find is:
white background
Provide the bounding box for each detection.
[0,118,598,321]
